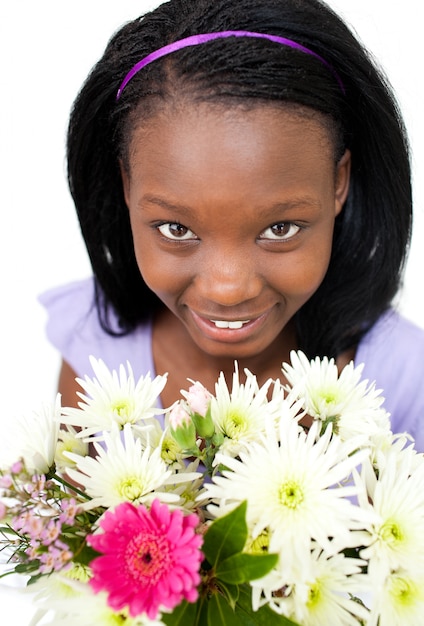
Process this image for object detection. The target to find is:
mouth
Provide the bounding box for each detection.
[189,309,271,344]
[210,319,251,330]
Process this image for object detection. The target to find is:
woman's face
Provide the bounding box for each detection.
[122,103,350,361]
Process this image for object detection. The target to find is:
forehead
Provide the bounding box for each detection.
[125,102,336,183]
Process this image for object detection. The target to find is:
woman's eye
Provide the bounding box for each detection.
[157,222,197,241]
[259,222,301,241]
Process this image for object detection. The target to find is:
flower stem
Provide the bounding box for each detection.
[53,474,91,501]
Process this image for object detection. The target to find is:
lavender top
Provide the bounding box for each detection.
[39,277,424,451]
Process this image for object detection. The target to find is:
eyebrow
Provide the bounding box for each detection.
[139,194,322,216]
[139,195,195,216]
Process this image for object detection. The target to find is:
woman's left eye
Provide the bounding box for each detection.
[259,222,301,241]
[157,222,198,241]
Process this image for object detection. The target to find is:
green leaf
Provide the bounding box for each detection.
[216,581,240,609]
[202,501,248,567]
[27,573,43,585]
[207,594,245,626]
[14,562,40,574]
[72,543,99,567]
[162,585,299,626]
[216,552,278,584]
[162,599,200,625]
[0,526,19,536]
[235,584,300,626]
[197,598,211,626]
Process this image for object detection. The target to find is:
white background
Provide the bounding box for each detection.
[0,1,423,623]
[0,1,423,420]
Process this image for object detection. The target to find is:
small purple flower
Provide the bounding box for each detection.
[10,461,23,475]
[59,498,80,525]
[41,520,61,546]
[0,475,13,489]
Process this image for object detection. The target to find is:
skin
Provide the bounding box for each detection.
[59,103,351,408]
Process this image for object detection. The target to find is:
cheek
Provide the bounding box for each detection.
[132,236,190,299]
[268,241,333,299]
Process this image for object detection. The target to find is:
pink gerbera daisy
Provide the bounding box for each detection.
[87,499,203,619]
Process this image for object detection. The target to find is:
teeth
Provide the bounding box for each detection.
[211,320,250,329]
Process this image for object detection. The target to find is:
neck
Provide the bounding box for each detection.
[152,308,298,405]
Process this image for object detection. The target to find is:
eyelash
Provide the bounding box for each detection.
[155,221,302,242]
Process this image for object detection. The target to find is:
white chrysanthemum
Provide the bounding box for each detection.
[205,417,373,562]
[367,568,424,626]
[29,572,165,626]
[1,394,61,474]
[282,350,390,443]
[357,446,424,579]
[65,424,201,510]
[54,426,89,473]
[251,548,369,625]
[210,363,296,460]
[371,432,420,476]
[60,357,167,439]
[290,551,368,626]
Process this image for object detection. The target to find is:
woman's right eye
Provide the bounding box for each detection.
[157,222,198,241]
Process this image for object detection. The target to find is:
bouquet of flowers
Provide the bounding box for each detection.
[1,351,424,626]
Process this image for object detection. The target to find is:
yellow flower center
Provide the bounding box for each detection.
[65,563,91,583]
[278,480,304,509]
[246,530,270,554]
[111,398,135,423]
[380,520,404,546]
[108,616,126,625]
[318,388,339,405]
[223,408,248,439]
[102,610,130,625]
[307,581,323,608]
[117,477,144,501]
[388,575,419,607]
[161,437,182,463]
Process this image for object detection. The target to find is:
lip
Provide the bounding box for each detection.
[189,309,271,343]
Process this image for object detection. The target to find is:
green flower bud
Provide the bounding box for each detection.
[169,404,197,450]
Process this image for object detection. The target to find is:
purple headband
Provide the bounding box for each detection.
[116,30,345,100]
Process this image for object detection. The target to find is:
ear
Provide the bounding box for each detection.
[334,149,351,216]
[119,159,131,209]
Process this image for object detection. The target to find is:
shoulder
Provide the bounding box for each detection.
[357,308,424,371]
[356,310,424,450]
[38,277,154,380]
[38,276,96,314]
[38,277,98,351]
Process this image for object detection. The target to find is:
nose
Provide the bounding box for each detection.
[196,248,263,307]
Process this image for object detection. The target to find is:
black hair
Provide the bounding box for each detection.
[67,0,412,358]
